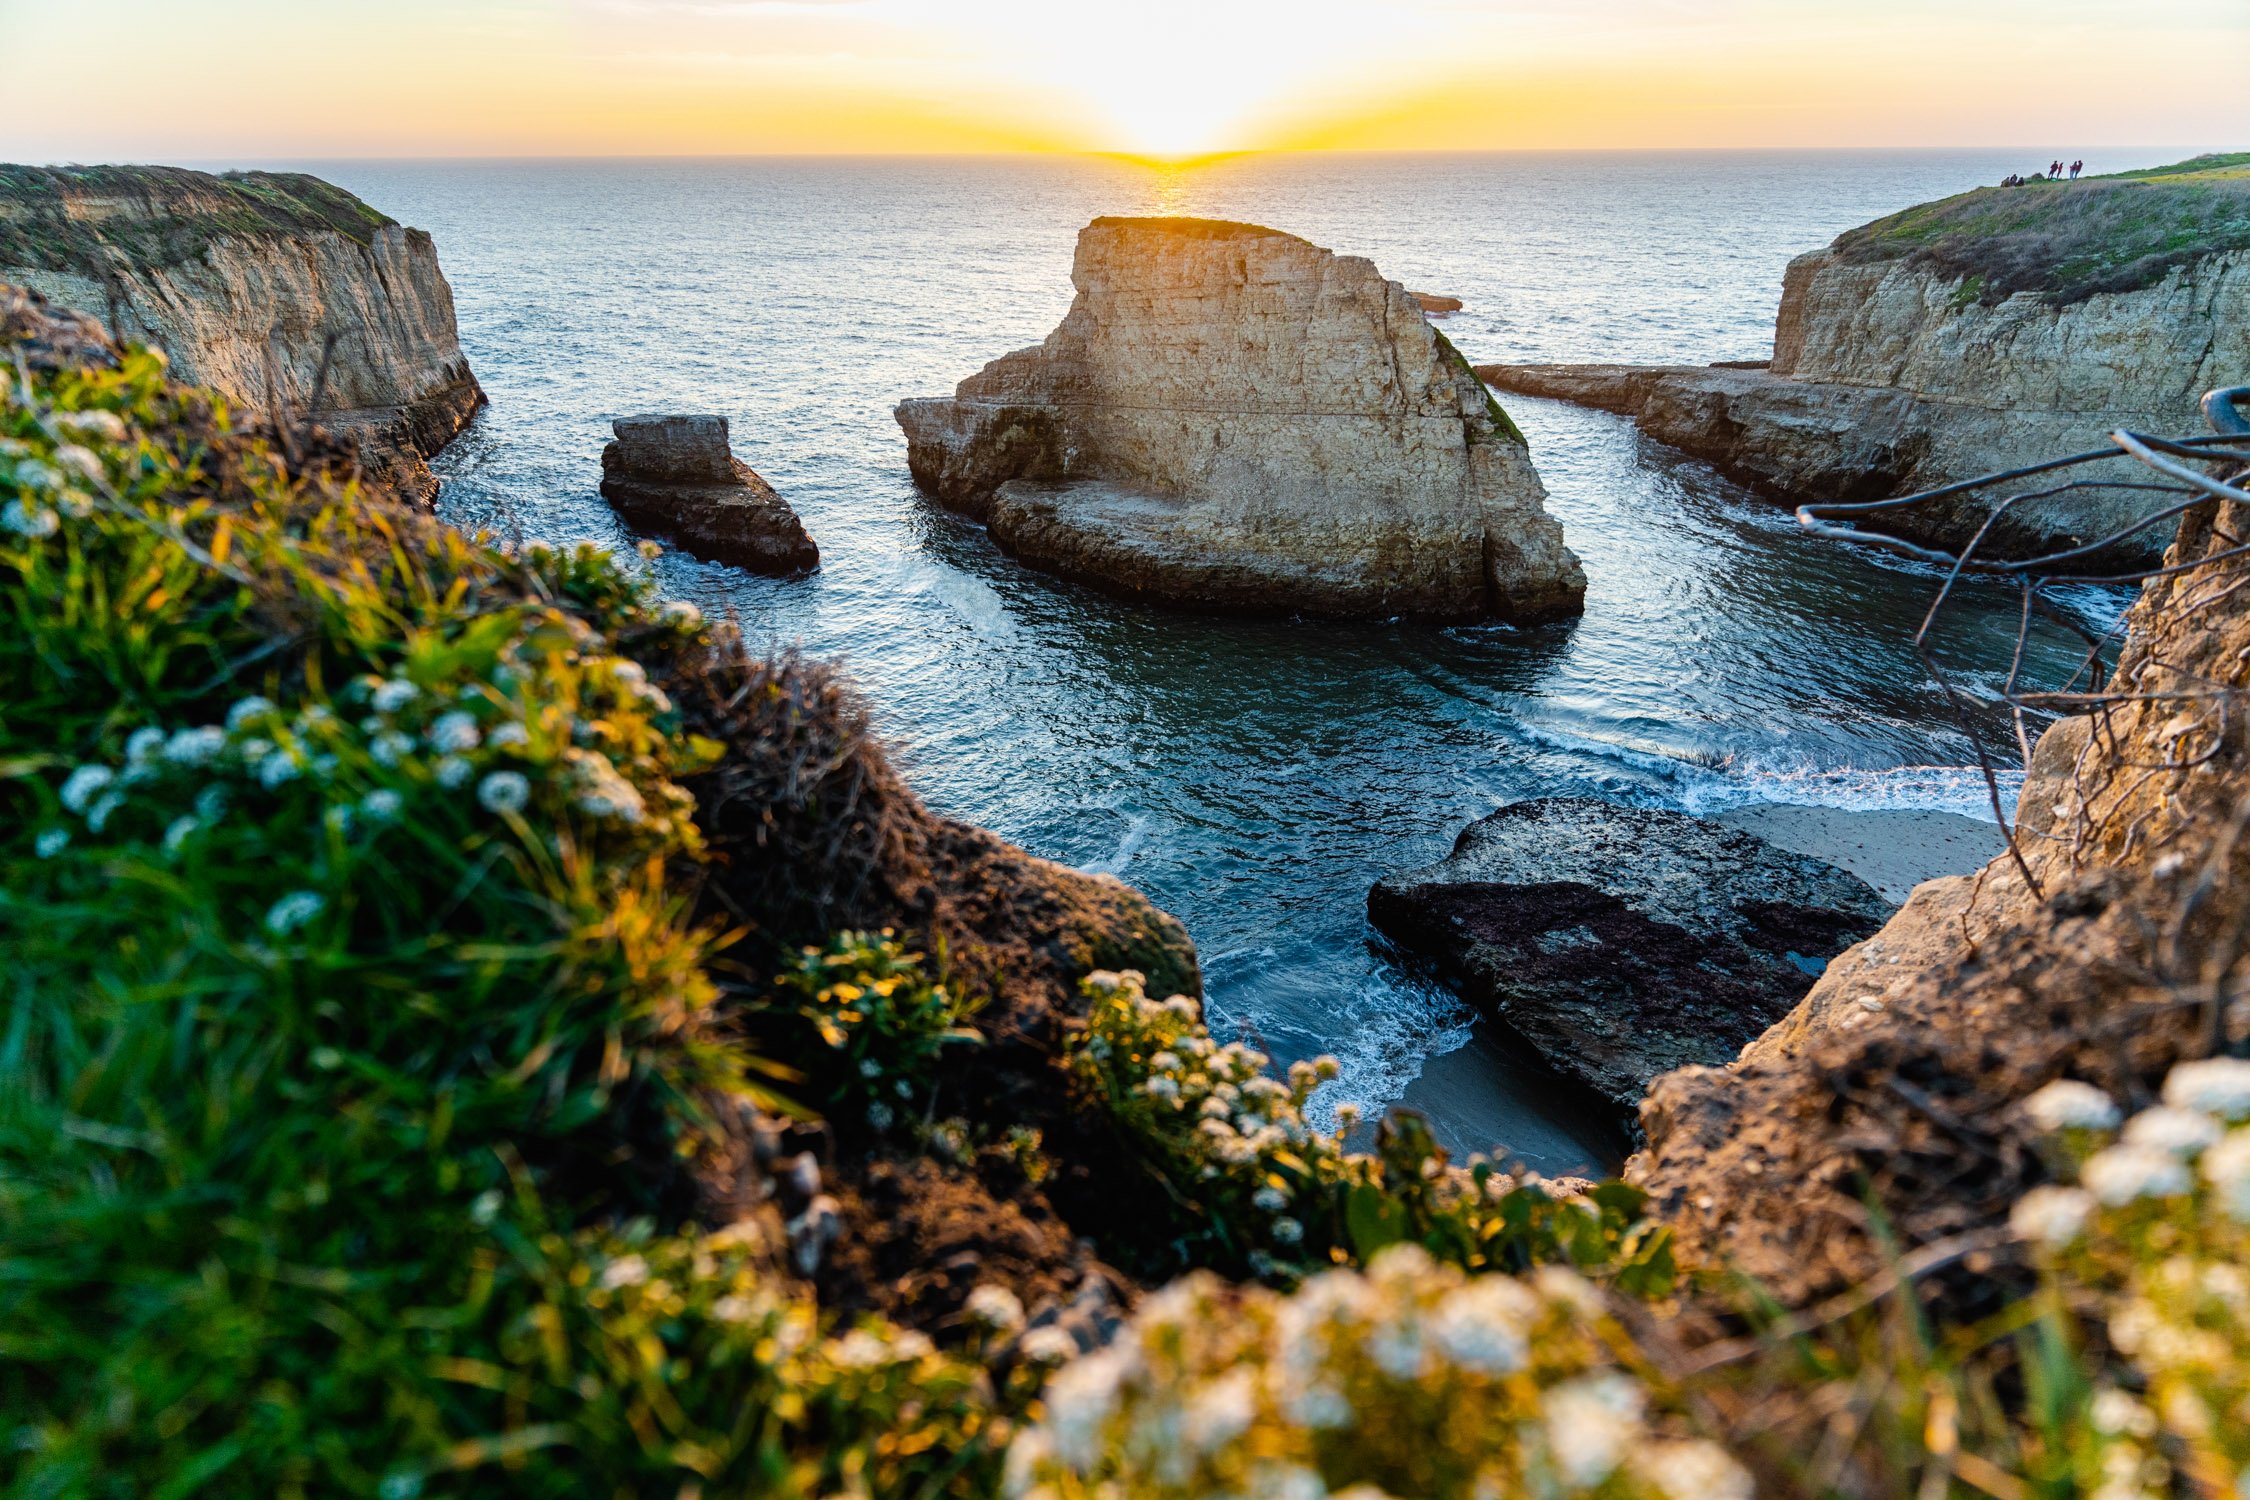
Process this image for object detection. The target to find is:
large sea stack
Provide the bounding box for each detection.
[0,164,485,506]
[896,217,1584,623]
[599,414,819,576]
[1482,154,2250,563]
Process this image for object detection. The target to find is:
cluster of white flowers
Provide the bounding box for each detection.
[2009,1057,2250,1492]
[0,421,108,540]
[1073,969,1343,1257]
[1006,1247,1749,1500]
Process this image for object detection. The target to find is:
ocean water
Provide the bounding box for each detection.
[304,151,2152,1173]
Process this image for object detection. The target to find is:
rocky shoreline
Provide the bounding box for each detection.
[1482,158,2250,563]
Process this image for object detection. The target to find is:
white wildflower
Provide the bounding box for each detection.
[259,752,302,789]
[323,805,353,836]
[1141,1075,1181,1102]
[2008,1184,2097,1248]
[426,710,480,754]
[599,1254,650,1290]
[49,444,104,484]
[1532,1264,1605,1319]
[2122,1105,2223,1158]
[477,770,530,814]
[359,788,403,824]
[2016,1178,2097,1250]
[1253,1186,1289,1212]
[1162,995,1197,1018]
[1017,1325,1079,1366]
[433,755,473,790]
[1432,1276,1537,1375]
[858,1057,884,1079]
[369,731,414,768]
[125,726,167,766]
[1042,1343,1135,1469]
[195,785,229,821]
[1287,1381,1353,1429]
[1184,1367,1257,1455]
[226,696,276,731]
[711,1293,760,1325]
[55,408,127,442]
[2091,1388,2158,1438]
[1364,1317,1429,1381]
[162,725,227,766]
[371,678,419,714]
[1541,1373,1645,1488]
[2200,1130,2250,1221]
[487,720,529,750]
[2023,1078,2121,1133]
[867,1101,895,1131]
[35,827,68,858]
[1,497,58,536]
[163,815,198,853]
[2081,1143,2192,1206]
[1270,1216,1303,1245]
[1334,1102,1363,1133]
[83,791,123,833]
[58,764,115,814]
[2163,1056,2250,1122]
[658,599,701,628]
[965,1283,1025,1333]
[610,659,647,689]
[1148,1051,1181,1072]
[264,890,326,935]
[1638,1440,1754,1500]
[1248,1464,1327,1500]
[10,459,60,492]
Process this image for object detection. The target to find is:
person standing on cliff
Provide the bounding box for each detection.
[2071,159,2084,179]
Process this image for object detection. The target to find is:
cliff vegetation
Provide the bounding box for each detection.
[1831,153,2250,305]
[0,165,396,280]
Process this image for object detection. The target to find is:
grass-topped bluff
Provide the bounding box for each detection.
[15,277,2250,1499]
[0,165,397,280]
[1829,152,2250,305]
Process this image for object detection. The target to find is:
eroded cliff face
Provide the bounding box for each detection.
[0,166,483,506]
[1630,491,2250,1301]
[1483,171,2250,564]
[897,217,1584,623]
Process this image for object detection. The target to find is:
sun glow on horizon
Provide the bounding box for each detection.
[0,0,2243,161]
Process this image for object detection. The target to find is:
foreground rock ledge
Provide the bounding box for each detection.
[1369,798,1889,1113]
[896,216,1584,623]
[599,414,818,577]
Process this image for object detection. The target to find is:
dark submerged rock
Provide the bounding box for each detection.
[1367,798,1890,1115]
[599,414,818,577]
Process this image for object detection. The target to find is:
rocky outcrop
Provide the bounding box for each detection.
[0,165,484,507]
[599,415,818,576]
[896,217,1583,623]
[1631,484,2250,1303]
[1412,292,1463,316]
[1481,160,2250,564]
[1368,798,1889,1113]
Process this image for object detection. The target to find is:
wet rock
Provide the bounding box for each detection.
[599,414,818,577]
[1367,798,1890,1114]
[896,216,1582,623]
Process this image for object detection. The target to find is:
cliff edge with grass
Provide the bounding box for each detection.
[1483,154,2250,562]
[0,164,484,505]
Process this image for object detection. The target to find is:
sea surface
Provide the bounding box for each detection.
[297,151,2165,1173]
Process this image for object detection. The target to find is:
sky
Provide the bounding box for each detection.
[3,0,2246,160]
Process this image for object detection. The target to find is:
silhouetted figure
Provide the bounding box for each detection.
[2071,159,2083,179]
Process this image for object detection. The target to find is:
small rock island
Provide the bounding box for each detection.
[599,414,819,576]
[896,216,1584,623]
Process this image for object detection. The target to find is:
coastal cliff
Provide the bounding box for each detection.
[0,165,484,505]
[897,216,1584,623]
[1484,154,2250,562]
[1631,469,2250,1301]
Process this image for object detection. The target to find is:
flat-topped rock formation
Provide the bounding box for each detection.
[896,217,1583,623]
[1483,155,2250,564]
[1369,798,1889,1115]
[599,415,818,576]
[0,165,485,507]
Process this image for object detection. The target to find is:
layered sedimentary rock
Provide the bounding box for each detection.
[1368,798,1889,1113]
[0,164,484,506]
[1482,159,2250,563]
[896,217,1583,622]
[1632,483,2250,1303]
[599,415,818,576]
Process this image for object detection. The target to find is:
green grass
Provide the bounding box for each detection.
[0,165,397,279]
[1829,152,2250,304]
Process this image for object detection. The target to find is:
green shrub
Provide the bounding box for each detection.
[0,314,1013,1496]
[768,929,984,1133]
[1066,970,1674,1291]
